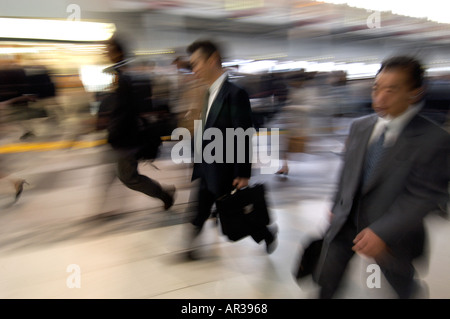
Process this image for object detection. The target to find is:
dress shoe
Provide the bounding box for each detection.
[275,167,289,176]
[185,249,201,261]
[265,234,278,254]
[264,225,279,254]
[162,185,176,210]
[19,131,35,141]
[14,179,28,203]
[184,225,202,260]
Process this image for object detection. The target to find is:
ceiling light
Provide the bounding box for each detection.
[0,18,116,42]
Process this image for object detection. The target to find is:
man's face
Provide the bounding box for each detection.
[371,69,420,118]
[189,49,213,83]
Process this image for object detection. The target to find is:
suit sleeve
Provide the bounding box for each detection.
[229,88,254,178]
[331,120,358,213]
[369,130,450,247]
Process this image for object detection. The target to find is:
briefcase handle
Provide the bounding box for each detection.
[217,186,247,201]
[218,188,237,201]
[230,185,251,195]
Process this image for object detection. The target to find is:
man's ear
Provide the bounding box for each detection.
[208,51,221,67]
[409,86,424,103]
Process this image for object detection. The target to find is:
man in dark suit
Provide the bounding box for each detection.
[315,56,449,299]
[103,34,175,212]
[185,40,277,258]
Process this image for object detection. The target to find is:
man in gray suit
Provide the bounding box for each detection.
[315,56,449,299]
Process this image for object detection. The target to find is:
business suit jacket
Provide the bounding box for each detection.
[192,79,253,197]
[318,112,449,269]
[107,62,154,150]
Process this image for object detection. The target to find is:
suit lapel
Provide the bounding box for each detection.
[361,114,424,194]
[347,116,377,192]
[204,81,228,130]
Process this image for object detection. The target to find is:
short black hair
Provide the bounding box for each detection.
[377,56,425,89]
[187,40,222,64]
[106,33,130,59]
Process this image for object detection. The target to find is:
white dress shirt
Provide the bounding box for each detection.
[194,72,228,159]
[369,101,424,147]
[205,71,228,121]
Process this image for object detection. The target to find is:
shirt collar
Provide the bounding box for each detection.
[378,101,423,132]
[208,71,227,94]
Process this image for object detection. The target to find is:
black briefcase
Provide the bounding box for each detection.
[294,238,323,283]
[216,183,271,242]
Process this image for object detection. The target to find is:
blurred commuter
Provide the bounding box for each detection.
[0,93,36,108]
[315,56,450,299]
[0,95,36,203]
[0,66,37,140]
[102,34,175,212]
[171,56,208,138]
[0,164,28,205]
[185,39,278,259]
[24,65,65,138]
[275,74,311,175]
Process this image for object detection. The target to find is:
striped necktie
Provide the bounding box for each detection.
[362,124,388,187]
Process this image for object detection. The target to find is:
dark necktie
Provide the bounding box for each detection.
[201,90,210,132]
[362,125,388,187]
[194,90,210,157]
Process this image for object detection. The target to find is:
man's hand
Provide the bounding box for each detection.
[352,228,388,258]
[327,209,334,223]
[0,94,37,109]
[15,94,37,103]
[232,177,249,190]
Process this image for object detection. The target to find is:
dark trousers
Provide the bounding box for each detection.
[318,218,417,299]
[191,179,217,230]
[115,149,165,201]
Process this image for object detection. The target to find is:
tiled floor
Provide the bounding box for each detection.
[0,115,449,300]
